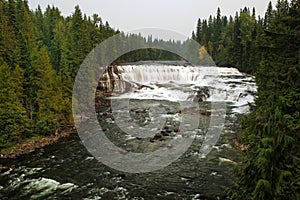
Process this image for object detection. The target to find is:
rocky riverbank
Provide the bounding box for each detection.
[0,126,76,159]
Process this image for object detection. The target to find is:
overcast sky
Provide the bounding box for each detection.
[28,0,276,39]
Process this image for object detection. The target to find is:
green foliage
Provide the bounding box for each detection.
[232,1,300,199]
[32,46,62,115]
[193,7,262,73]
[35,115,59,136]
[0,62,28,148]
[0,5,298,200]
[0,1,185,149]
[0,0,120,148]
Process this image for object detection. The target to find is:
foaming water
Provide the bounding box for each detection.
[104,64,256,113]
[0,63,257,199]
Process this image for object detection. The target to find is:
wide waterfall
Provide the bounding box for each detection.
[101,63,256,113]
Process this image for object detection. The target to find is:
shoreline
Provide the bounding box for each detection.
[0,126,76,159]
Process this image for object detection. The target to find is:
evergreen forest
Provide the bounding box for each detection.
[0,0,299,199]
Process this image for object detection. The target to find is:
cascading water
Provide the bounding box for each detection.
[104,64,256,113]
[1,62,257,200]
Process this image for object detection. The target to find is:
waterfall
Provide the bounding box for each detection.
[100,64,256,113]
[119,65,203,83]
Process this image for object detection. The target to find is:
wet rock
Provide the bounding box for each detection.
[199,110,211,116]
[135,109,147,114]
[150,133,165,142]
[163,125,173,134]
[117,173,126,178]
[138,84,154,90]
[166,129,172,133]
[173,127,180,133]
[154,133,163,140]
[0,166,12,173]
[110,115,115,121]
[164,125,171,130]
[161,130,169,136]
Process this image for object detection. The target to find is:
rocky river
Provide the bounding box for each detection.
[0,61,256,199]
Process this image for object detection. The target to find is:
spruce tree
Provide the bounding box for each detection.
[196,18,202,44]
[232,1,300,199]
[0,62,27,148]
[32,46,61,135]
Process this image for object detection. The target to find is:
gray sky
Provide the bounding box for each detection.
[28,0,276,38]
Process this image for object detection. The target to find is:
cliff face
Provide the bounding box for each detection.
[96,66,122,112]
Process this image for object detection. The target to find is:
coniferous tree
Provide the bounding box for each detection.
[232,1,300,199]
[264,1,274,29]
[32,46,61,135]
[196,18,202,44]
[0,1,126,148]
[0,62,27,147]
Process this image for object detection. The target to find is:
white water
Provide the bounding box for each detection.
[3,166,77,199]
[0,65,256,199]
[106,64,256,113]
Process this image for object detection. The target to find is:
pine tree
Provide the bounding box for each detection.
[0,62,28,148]
[1,0,18,68]
[233,1,300,199]
[196,18,202,44]
[264,1,274,29]
[32,46,61,135]
[238,10,255,71]
[0,1,123,144]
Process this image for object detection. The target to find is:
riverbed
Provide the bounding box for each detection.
[0,62,256,199]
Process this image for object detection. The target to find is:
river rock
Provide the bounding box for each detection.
[173,127,180,132]
[0,166,12,173]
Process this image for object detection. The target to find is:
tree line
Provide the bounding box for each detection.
[192,4,275,73]
[0,0,120,148]
[0,0,193,148]
[225,1,299,199]
[0,0,299,198]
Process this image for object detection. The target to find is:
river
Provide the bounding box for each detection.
[0,61,256,199]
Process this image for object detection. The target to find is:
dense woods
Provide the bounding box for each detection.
[0,0,299,199]
[192,6,266,73]
[0,0,187,148]
[0,0,119,148]
[223,1,299,199]
[192,2,299,198]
